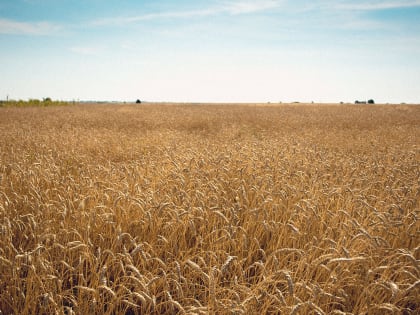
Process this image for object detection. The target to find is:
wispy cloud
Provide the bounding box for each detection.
[93,9,217,26]
[223,0,283,14]
[92,0,283,26]
[0,18,61,35]
[336,0,420,11]
[70,46,101,56]
[323,0,420,33]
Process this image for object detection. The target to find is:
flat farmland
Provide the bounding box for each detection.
[0,103,419,314]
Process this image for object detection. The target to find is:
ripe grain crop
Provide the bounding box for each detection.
[0,103,419,314]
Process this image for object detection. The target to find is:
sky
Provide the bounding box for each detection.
[0,0,419,103]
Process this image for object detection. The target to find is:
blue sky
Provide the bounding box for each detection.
[0,0,419,103]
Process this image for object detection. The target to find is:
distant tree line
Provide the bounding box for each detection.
[355,99,375,104]
[0,98,72,107]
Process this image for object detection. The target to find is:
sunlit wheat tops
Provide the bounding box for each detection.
[0,103,419,314]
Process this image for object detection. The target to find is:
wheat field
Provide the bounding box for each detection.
[0,103,419,314]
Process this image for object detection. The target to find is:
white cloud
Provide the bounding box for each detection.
[70,46,101,56]
[92,1,283,26]
[0,18,61,35]
[336,0,420,10]
[223,0,283,14]
[92,9,218,26]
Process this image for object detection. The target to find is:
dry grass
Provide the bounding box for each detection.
[0,103,419,314]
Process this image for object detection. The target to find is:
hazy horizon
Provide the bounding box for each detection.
[1,0,419,104]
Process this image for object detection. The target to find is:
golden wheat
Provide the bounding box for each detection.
[0,103,419,314]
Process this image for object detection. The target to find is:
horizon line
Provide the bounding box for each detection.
[1,98,418,105]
